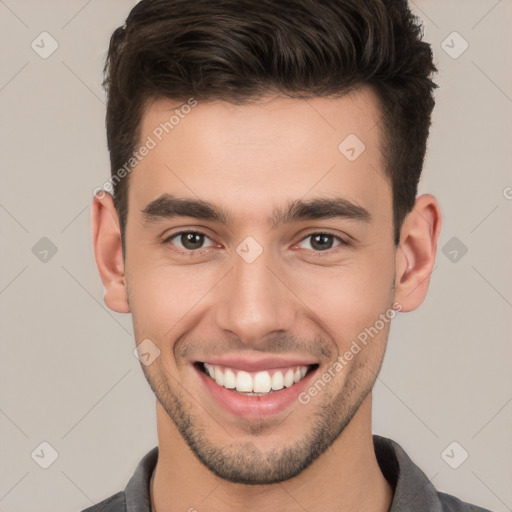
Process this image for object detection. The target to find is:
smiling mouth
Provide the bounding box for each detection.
[195,362,319,396]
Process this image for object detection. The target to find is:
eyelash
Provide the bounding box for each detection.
[162,230,350,255]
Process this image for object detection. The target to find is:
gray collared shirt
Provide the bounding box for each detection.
[81,435,493,512]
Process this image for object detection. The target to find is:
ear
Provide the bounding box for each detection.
[91,191,130,313]
[393,194,442,312]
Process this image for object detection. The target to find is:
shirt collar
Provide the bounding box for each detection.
[125,445,157,512]
[373,435,442,512]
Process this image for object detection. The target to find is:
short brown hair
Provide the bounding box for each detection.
[103,0,438,245]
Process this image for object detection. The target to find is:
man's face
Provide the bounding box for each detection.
[124,88,397,483]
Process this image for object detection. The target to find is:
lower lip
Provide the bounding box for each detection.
[195,364,318,419]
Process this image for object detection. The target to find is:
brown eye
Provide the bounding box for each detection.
[166,231,215,251]
[298,233,346,252]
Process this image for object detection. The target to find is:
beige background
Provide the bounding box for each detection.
[1,1,511,511]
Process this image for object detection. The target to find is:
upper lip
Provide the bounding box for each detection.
[197,356,317,372]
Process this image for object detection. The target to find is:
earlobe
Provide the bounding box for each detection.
[91,191,130,313]
[393,194,442,312]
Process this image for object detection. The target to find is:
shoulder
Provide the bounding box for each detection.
[438,491,493,512]
[373,435,495,512]
[79,491,126,512]
[78,446,157,512]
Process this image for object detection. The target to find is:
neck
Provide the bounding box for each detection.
[151,394,392,512]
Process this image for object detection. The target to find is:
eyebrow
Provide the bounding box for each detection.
[141,193,371,228]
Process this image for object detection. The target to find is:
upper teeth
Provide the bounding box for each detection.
[203,363,308,393]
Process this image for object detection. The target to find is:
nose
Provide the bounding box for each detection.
[214,244,296,346]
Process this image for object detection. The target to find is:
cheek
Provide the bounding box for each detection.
[291,253,395,349]
[127,263,198,338]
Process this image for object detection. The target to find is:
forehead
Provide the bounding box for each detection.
[129,88,390,224]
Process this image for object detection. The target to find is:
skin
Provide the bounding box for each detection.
[92,86,441,512]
